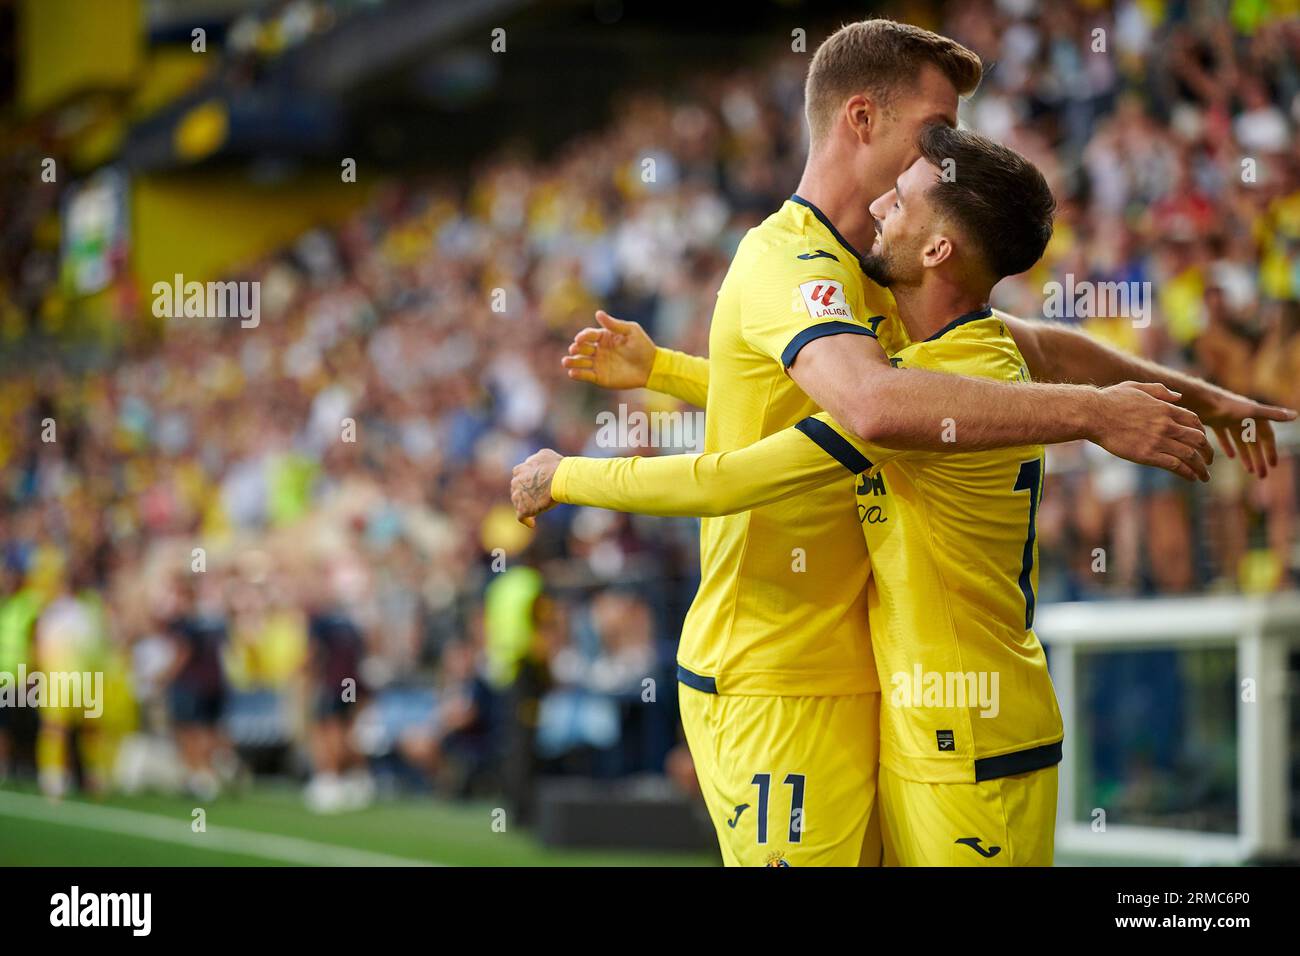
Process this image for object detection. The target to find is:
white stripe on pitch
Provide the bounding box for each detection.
[0,789,439,867]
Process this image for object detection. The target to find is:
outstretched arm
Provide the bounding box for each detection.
[788,333,1213,478]
[563,308,1291,479]
[510,413,872,524]
[562,308,1217,478]
[1003,315,1297,477]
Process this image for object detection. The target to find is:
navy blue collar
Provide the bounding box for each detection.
[790,194,869,273]
[923,306,994,342]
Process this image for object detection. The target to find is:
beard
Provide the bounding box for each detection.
[860,249,898,288]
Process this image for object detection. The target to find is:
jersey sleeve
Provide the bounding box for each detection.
[646,347,709,408]
[793,411,913,474]
[550,426,858,518]
[739,246,886,369]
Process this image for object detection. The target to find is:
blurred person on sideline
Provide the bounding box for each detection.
[482,514,561,827]
[542,589,663,775]
[1249,300,1300,590]
[158,570,236,800]
[32,550,110,798]
[397,638,495,797]
[0,553,54,783]
[301,558,374,814]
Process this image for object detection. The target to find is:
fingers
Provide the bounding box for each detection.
[564,329,599,383]
[570,328,602,350]
[1245,401,1299,423]
[1160,436,1210,482]
[1129,382,1182,403]
[1229,427,1260,477]
[1144,395,1214,477]
[1242,428,1269,479]
[1259,420,1279,468]
[561,350,597,383]
[1212,420,1277,478]
[568,333,600,362]
[1171,422,1214,467]
[1169,405,1204,431]
[1222,418,1275,473]
[1150,452,1199,483]
[595,309,632,332]
[1213,425,1236,459]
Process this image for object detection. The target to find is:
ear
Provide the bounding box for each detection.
[844,93,874,146]
[923,234,954,269]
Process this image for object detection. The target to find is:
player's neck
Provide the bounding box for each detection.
[892,279,989,343]
[794,161,878,258]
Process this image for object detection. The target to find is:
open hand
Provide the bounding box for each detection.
[1091,382,1214,482]
[561,310,657,390]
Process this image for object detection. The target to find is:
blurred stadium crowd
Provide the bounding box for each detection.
[0,0,1297,816]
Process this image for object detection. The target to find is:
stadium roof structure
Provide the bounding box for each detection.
[8,0,837,176]
[122,0,532,172]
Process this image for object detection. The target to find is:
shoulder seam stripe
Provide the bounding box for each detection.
[794,417,873,474]
[781,321,876,369]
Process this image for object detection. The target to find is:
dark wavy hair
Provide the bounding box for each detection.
[917,124,1056,279]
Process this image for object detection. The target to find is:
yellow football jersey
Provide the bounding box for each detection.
[557,195,900,696]
[796,309,1063,783]
[553,308,1063,781]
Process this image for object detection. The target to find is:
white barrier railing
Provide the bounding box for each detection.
[1037,593,1300,864]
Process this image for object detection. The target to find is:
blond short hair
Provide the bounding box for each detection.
[805,19,983,143]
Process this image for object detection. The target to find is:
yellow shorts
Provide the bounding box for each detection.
[879,762,1057,866]
[679,683,881,867]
